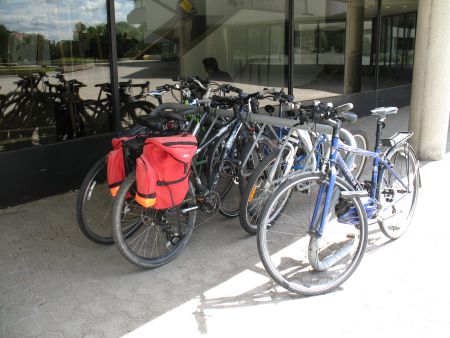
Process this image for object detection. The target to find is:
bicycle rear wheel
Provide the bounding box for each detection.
[112,172,196,268]
[377,143,419,239]
[76,156,114,244]
[257,172,368,296]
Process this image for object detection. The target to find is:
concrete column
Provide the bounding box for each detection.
[410,0,450,160]
[343,0,364,94]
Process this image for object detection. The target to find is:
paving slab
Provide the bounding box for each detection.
[1,107,450,338]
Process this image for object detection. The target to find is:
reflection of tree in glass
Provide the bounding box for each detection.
[0,25,8,63]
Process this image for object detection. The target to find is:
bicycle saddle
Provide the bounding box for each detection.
[135,116,166,131]
[370,107,398,118]
[161,111,186,121]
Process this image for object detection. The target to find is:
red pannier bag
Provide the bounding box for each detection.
[135,133,197,209]
[107,137,133,197]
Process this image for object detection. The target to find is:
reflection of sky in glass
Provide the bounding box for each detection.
[0,0,133,41]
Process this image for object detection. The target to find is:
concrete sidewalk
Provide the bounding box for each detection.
[1,107,450,337]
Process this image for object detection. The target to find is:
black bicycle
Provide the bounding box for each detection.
[110,88,276,268]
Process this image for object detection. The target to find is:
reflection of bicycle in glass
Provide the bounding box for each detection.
[257,105,420,296]
[0,72,57,146]
[48,75,155,138]
[0,72,156,146]
[88,80,155,132]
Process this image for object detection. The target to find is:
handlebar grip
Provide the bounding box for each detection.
[227,85,243,94]
[155,86,165,91]
[172,76,189,82]
[335,103,354,113]
[211,95,236,105]
[257,88,272,97]
[196,99,212,105]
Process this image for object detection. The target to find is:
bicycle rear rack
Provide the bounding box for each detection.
[381,131,413,147]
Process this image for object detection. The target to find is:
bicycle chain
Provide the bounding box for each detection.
[194,208,220,229]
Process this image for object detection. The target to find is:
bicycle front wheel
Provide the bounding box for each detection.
[239,148,290,235]
[206,132,242,218]
[257,172,368,296]
[377,143,419,239]
[112,172,196,269]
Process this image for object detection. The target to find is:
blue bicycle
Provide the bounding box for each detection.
[257,104,420,295]
[239,103,368,235]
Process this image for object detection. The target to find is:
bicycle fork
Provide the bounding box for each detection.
[308,146,355,271]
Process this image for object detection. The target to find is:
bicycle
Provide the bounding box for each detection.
[239,101,369,234]
[0,72,57,146]
[110,88,279,268]
[76,78,216,245]
[76,112,190,244]
[257,104,420,295]
[86,79,155,132]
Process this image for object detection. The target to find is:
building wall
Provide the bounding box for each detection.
[0,0,418,207]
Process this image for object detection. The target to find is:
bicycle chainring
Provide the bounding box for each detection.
[200,191,221,213]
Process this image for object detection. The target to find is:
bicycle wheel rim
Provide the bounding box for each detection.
[377,144,419,239]
[257,172,368,296]
[112,173,196,268]
[241,149,290,234]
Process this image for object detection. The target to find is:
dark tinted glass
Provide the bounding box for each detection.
[293,0,378,101]
[378,0,417,89]
[0,0,110,152]
[114,0,287,115]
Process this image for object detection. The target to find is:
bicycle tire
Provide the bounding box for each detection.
[239,148,291,235]
[377,142,419,240]
[206,132,242,218]
[257,172,368,296]
[112,172,196,269]
[238,135,276,194]
[76,156,114,244]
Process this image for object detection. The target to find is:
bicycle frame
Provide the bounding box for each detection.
[310,123,412,237]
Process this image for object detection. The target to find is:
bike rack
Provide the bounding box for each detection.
[146,102,357,173]
[210,107,357,171]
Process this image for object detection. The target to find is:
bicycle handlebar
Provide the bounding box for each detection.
[171,76,208,90]
[148,102,198,118]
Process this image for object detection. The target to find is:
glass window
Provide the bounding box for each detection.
[0,0,111,152]
[378,0,418,89]
[114,0,287,117]
[293,0,378,100]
